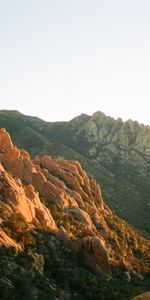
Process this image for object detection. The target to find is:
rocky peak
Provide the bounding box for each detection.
[70,111,150,152]
[0,128,13,150]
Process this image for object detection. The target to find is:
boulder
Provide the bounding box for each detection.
[0,228,21,250]
[81,236,111,276]
[131,292,150,300]
[0,128,13,150]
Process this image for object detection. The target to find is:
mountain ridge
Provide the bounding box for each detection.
[1,109,150,235]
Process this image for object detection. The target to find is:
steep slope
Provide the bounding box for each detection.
[50,111,150,234]
[0,110,150,234]
[0,129,150,299]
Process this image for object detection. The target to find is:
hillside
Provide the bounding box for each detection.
[0,128,150,299]
[0,110,150,234]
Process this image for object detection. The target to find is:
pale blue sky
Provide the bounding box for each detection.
[0,0,150,124]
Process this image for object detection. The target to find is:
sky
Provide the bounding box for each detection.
[0,0,150,124]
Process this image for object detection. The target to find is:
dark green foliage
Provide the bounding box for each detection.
[0,231,150,299]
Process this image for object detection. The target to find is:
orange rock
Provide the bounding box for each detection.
[56,159,85,185]
[65,206,95,228]
[22,158,35,184]
[0,128,13,150]
[42,181,62,203]
[56,226,69,244]
[32,172,46,193]
[91,178,104,209]
[20,149,30,160]
[81,227,96,237]
[0,228,21,250]
[7,148,20,161]
[11,157,24,179]
[69,235,110,276]
[131,292,150,300]
[81,236,111,276]
[42,169,66,190]
[0,169,57,230]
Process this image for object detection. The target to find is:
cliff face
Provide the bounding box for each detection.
[68,111,150,170]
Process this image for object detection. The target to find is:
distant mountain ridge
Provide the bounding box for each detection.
[0,109,150,234]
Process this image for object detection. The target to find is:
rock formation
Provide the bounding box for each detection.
[0,228,21,250]
[81,236,111,276]
[131,292,150,300]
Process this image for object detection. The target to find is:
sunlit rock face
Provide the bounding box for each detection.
[0,228,21,250]
[0,129,57,239]
[81,236,111,276]
[0,165,57,230]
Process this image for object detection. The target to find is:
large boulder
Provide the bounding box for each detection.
[131,292,150,299]
[70,235,111,277]
[0,228,21,250]
[0,128,13,150]
[81,236,111,277]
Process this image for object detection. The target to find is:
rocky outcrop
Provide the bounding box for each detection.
[0,130,57,244]
[0,228,21,250]
[131,292,150,300]
[68,111,150,171]
[0,165,57,231]
[30,252,45,273]
[57,227,111,277]
[0,128,13,149]
[81,236,111,276]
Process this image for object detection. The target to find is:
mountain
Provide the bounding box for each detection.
[0,128,150,299]
[0,110,150,235]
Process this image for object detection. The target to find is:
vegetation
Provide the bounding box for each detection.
[0,230,150,300]
[2,212,35,248]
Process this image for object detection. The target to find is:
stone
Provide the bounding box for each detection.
[0,128,13,150]
[131,292,150,300]
[0,228,21,250]
[31,252,45,273]
[81,236,111,276]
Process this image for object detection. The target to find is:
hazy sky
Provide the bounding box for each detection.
[0,0,150,124]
